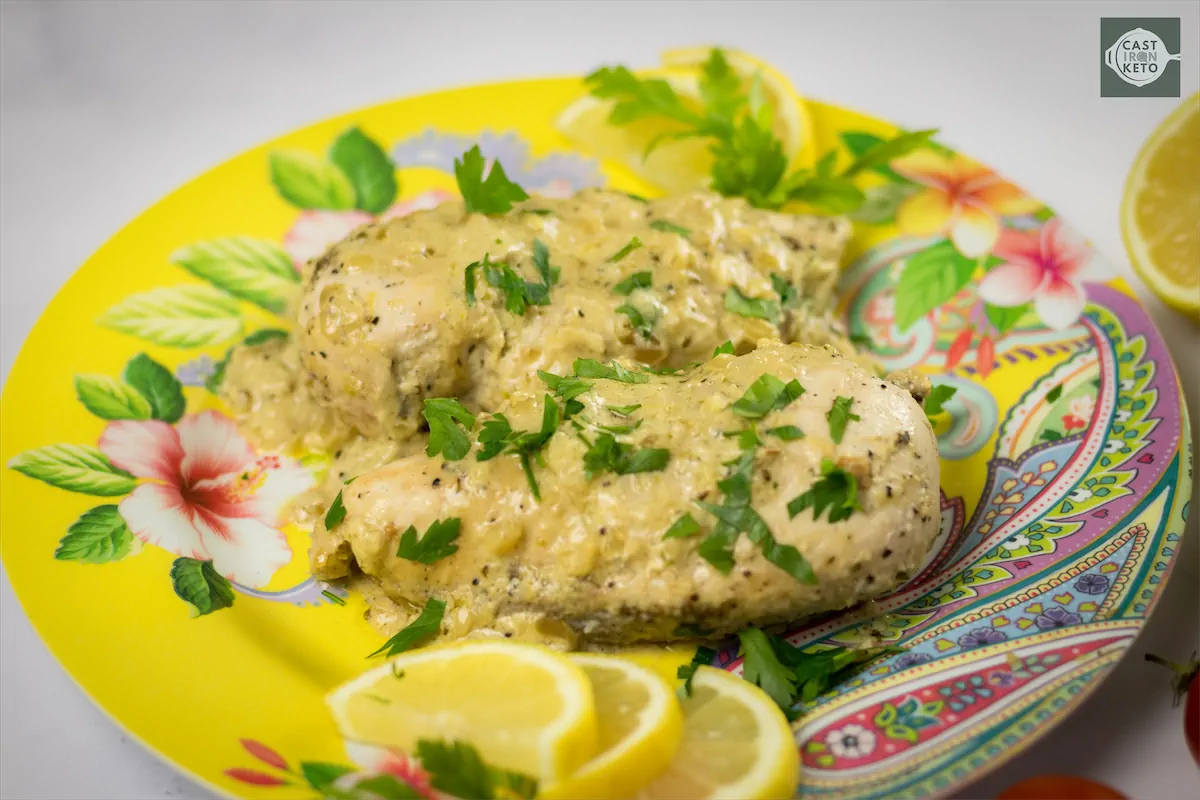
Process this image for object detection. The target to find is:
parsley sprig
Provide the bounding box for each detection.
[924,384,958,418]
[368,597,445,657]
[464,240,559,316]
[397,518,461,564]
[787,457,861,523]
[454,145,529,214]
[725,286,781,324]
[573,358,649,383]
[586,49,937,212]
[677,645,716,696]
[731,374,805,419]
[827,396,861,444]
[582,432,669,479]
[416,739,538,800]
[423,398,476,461]
[476,396,561,499]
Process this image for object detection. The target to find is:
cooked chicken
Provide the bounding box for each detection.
[319,342,939,646]
[290,189,855,443]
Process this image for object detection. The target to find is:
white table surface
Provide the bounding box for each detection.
[2,2,1198,798]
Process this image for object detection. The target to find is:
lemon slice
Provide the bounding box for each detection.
[326,641,598,782]
[556,48,813,194]
[636,666,799,800]
[541,654,683,800]
[1121,91,1200,322]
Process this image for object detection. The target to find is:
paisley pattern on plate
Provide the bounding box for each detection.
[0,77,1190,800]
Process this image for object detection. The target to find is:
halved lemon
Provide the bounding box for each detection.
[636,666,799,800]
[540,654,683,800]
[556,48,813,194]
[1121,92,1200,322]
[326,641,598,782]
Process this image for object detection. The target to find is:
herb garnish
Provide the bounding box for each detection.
[582,433,669,479]
[616,303,656,338]
[827,396,860,444]
[475,396,560,499]
[465,241,559,315]
[766,425,805,441]
[649,220,691,237]
[608,236,644,262]
[454,145,529,214]
[924,384,958,418]
[423,398,476,461]
[537,370,593,404]
[608,403,641,416]
[663,512,701,539]
[416,739,538,800]
[731,374,805,419]
[787,457,861,523]
[321,590,346,606]
[573,358,649,383]
[725,286,781,324]
[368,597,445,657]
[397,518,461,564]
[677,645,716,696]
[713,340,735,357]
[324,476,358,531]
[770,273,799,308]
[613,271,653,295]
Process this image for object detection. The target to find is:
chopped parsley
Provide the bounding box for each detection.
[677,645,716,696]
[573,358,649,384]
[696,448,815,583]
[642,362,699,375]
[321,590,346,606]
[616,303,656,338]
[770,273,799,308]
[416,739,537,800]
[537,370,593,403]
[368,597,445,657]
[522,208,554,216]
[724,286,781,324]
[608,403,641,416]
[608,236,644,262]
[475,396,560,499]
[826,396,861,444]
[595,418,642,435]
[582,433,670,479]
[924,384,958,418]
[324,476,357,531]
[613,271,653,295]
[787,457,861,523]
[731,374,805,419]
[663,512,701,540]
[396,518,461,564]
[454,144,529,214]
[649,220,690,237]
[531,238,561,288]
[766,425,805,441]
[466,244,559,316]
[713,340,735,357]
[724,426,762,450]
[739,628,797,709]
[423,398,476,461]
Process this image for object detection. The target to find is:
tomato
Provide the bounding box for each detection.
[1187,672,1198,765]
[997,775,1127,799]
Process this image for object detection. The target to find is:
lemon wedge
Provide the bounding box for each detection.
[541,654,683,800]
[1121,92,1200,322]
[326,641,598,782]
[556,48,813,194]
[636,666,799,800]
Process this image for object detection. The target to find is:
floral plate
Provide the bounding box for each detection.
[0,70,1191,800]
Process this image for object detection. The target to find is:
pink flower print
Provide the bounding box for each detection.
[978,219,1111,330]
[377,189,455,222]
[284,210,373,266]
[98,411,312,587]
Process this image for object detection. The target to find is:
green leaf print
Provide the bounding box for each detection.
[894,241,977,332]
[8,444,136,496]
[54,505,135,563]
[170,237,300,314]
[268,150,355,210]
[985,301,1030,334]
[97,285,243,348]
[74,374,152,421]
[839,131,908,182]
[849,184,915,225]
[329,127,398,213]
[123,353,186,423]
[170,557,234,615]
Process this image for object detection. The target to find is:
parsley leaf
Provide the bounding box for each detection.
[642,363,699,375]
[475,397,560,499]
[416,739,537,800]
[725,287,781,324]
[924,384,958,418]
[469,252,555,316]
[537,370,593,403]
[573,358,649,384]
[423,398,476,461]
[396,518,461,564]
[766,425,805,441]
[770,273,798,308]
[464,260,478,305]
[663,512,701,539]
[713,340,735,357]
[616,303,655,338]
[787,457,861,523]
[608,403,641,416]
[609,236,644,262]
[582,433,669,479]
[531,238,561,287]
[697,528,739,573]
[368,597,445,657]
[649,220,690,236]
[739,628,797,709]
[677,645,716,696]
[827,396,861,444]
[476,413,514,461]
[731,374,805,419]
[613,271,653,295]
[324,476,358,531]
[454,145,529,214]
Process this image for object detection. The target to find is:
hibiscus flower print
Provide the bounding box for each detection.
[99,411,312,587]
[958,627,1007,649]
[891,150,1041,257]
[978,218,1113,330]
[1034,606,1083,630]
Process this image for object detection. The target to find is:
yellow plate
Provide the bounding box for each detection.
[0,56,1191,800]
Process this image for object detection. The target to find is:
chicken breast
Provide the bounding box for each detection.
[322,342,939,645]
[293,190,854,443]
